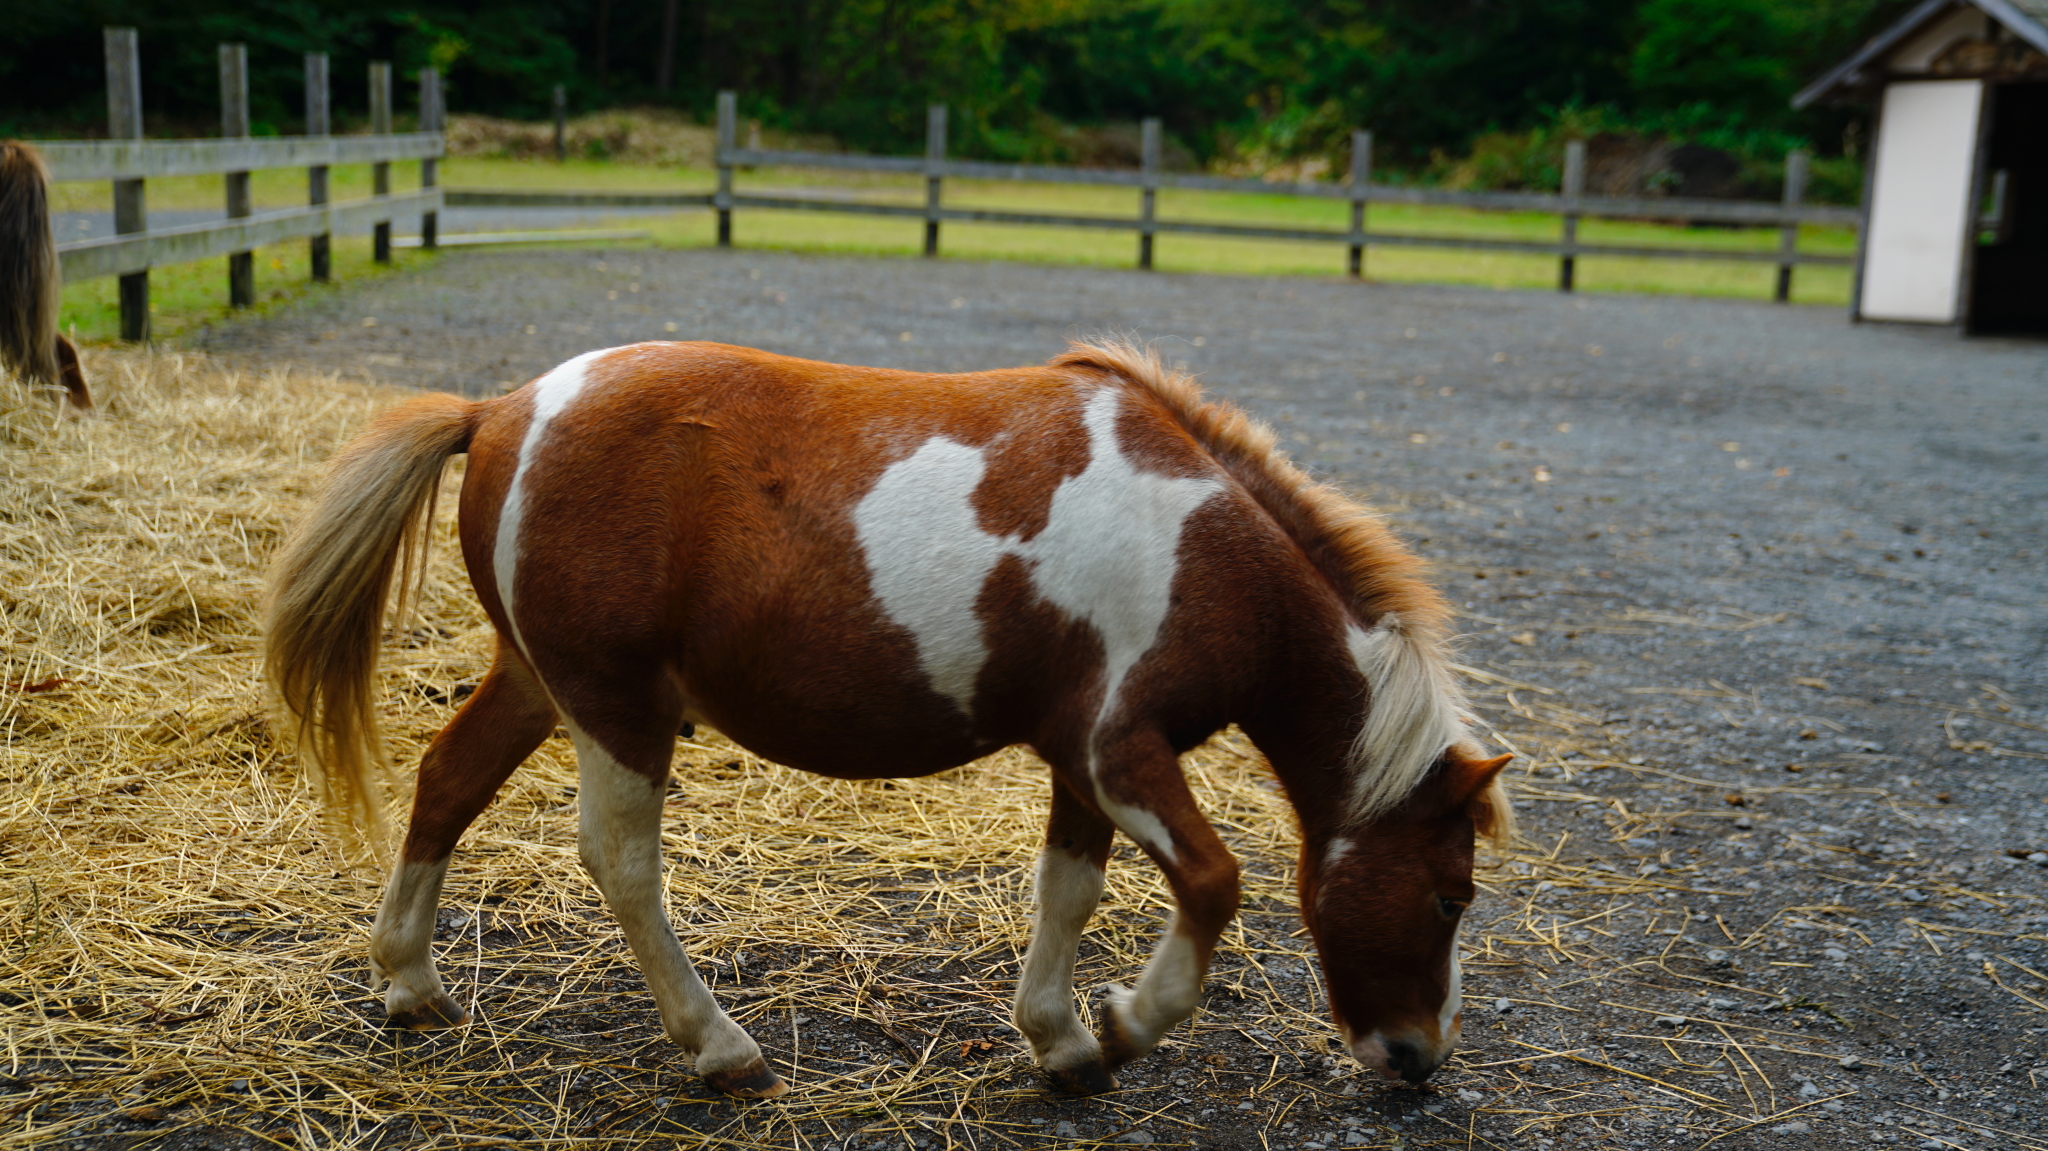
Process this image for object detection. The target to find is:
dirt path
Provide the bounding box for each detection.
[187,249,2048,1150]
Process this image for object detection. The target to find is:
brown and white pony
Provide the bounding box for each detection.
[0,142,92,410]
[265,340,1511,1098]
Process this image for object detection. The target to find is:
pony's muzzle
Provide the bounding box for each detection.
[1344,1026,1456,1084]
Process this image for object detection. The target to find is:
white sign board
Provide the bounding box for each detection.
[1860,80,1983,324]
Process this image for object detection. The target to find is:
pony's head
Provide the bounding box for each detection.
[1298,745,1512,1084]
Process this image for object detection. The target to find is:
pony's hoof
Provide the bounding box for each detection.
[387,995,468,1031]
[1042,1060,1118,1095]
[703,1059,789,1099]
[1094,990,1141,1070]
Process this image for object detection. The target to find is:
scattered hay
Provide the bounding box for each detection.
[0,349,1310,1147]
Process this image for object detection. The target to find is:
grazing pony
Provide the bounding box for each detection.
[0,142,92,410]
[266,340,1511,1098]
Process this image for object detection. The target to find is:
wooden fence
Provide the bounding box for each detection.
[455,90,1862,300]
[43,28,446,341]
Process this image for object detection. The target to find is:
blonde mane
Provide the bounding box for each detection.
[1050,340,1476,826]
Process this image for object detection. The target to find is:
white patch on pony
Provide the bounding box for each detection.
[1343,616,1467,822]
[852,386,1221,742]
[1095,791,1176,864]
[1314,836,1354,910]
[1323,836,1354,870]
[1025,389,1222,732]
[1103,917,1204,1054]
[1012,849,1108,1072]
[494,348,615,661]
[369,857,455,1018]
[849,437,1006,715]
[567,721,764,1076]
[1438,937,1464,1039]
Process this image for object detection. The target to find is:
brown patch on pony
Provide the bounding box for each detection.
[0,141,90,410]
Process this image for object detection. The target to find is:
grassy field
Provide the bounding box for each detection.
[54,155,1857,343]
[56,234,426,346]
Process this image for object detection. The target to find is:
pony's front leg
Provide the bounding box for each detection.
[1087,736,1241,1075]
[1012,777,1116,1092]
[569,727,787,1098]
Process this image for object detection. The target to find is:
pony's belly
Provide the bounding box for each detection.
[684,679,1000,781]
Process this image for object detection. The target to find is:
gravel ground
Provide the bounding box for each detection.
[183,249,2048,1149]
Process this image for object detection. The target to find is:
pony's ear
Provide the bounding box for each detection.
[1447,752,1512,802]
[1447,751,1514,844]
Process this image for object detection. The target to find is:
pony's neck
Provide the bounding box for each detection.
[1238,607,1376,845]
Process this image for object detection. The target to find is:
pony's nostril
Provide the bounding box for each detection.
[1385,1039,1430,1083]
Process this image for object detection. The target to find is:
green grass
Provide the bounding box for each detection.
[53,155,1855,344]
[58,234,432,344]
[710,169,1855,304]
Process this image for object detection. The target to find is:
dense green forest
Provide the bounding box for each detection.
[4,0,1899,179]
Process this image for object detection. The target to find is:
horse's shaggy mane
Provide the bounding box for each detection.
[1052,340,1504,839]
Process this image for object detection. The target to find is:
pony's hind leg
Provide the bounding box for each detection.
[1012,775,1117,1093]
[372,651,556,1029]
[566,722,786,1098]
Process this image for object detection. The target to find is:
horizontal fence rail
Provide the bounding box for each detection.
[717,147,1863,230]
[40,133,444,182]
[702,192,1856,265]
[447,189,713,208]
[663,91,1865,297]
[57,189,443,280]
[49,27,447,340]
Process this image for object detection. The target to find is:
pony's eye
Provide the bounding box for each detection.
[1438,897,1468,920]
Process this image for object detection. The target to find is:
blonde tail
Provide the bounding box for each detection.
[264,393,480,853]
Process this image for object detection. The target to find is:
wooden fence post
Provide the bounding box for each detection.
[370,61,392,263]
[1559,138,1585,292]
[306,53,331,282]
[420,67,442,251]
[1775,149,1808,303]
[105,26,149,342]
[1138,117,1161,271]
[1348,129,1372,279]
[553,83,567,162]
[715,90,736,247]
[924,104,946,258]
[220,43,254,307]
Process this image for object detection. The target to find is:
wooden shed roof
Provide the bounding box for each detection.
[1793,0,2048,107]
